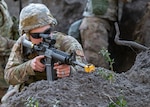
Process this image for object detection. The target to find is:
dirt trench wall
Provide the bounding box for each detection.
[109,0,150,71]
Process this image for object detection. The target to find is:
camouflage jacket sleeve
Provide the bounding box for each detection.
[4,36,35,85]
[0,0,13,39]
[0,36,16,56]
[53,31,87,72]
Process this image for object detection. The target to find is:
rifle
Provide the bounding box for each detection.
[22,34,95,82]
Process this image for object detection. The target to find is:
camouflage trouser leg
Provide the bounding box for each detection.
[0,56,9,100]
[79,17,111,68]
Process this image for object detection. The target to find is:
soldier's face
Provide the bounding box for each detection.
[29,25,51,45]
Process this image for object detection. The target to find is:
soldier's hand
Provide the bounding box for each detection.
[54,63,70,78]
[31,55,45,72]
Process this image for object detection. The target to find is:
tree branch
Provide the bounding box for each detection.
[114,22,148,51]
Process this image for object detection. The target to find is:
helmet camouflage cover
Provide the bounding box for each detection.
[83,0,117,21]
[19,3,57,35]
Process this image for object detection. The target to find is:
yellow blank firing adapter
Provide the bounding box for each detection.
[84,64,95,73]
[72,61,95,73]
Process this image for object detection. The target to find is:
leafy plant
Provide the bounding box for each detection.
[24,97,60,107]
[109,95,127,107]
[99,47,114,71]
[99,48,127,107]
[24,97,39,107]
[105,90,128,107]
[98,67,115,84]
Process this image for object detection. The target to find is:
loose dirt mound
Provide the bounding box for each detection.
[127,48,150,84]
[1,49,150,107]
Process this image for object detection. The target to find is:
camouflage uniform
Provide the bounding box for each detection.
[4,3,86,90]
[4,32,85,87]
[79,0,118,68]
[0,0,16,99]
[0,36,15,101]
[0,37,15,83]
[0,0,13,39]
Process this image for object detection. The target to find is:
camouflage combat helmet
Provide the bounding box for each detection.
[83,0,109,17]
[19,3,57,35]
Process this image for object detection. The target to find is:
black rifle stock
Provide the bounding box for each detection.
[22,34,95,82]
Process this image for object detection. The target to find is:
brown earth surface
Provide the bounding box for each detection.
[1,49,150,107]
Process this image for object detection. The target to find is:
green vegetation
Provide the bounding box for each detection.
[99,48,128,106]
[108,94,127,107]
[24,97,60,107]
[98,47,115,83]
[109,97,127,107]
[97,67,115,84]
[24,97,39,107]
[99,47,114,71]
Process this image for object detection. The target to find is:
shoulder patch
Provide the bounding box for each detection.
[76,50,84,57]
